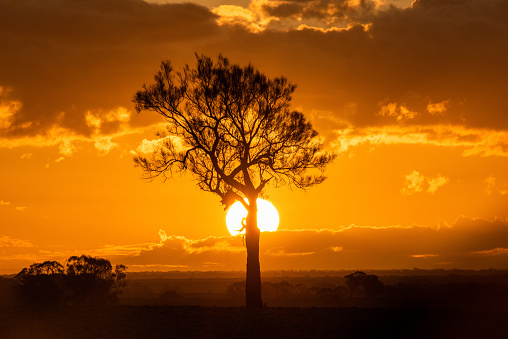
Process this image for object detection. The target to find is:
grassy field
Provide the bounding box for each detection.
[0,305,505,339]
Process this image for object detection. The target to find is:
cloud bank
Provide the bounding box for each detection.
[3,216,506,273]
[118,217,508,270]
[0,0,507,157]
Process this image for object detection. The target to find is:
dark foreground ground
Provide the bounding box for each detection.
[0,305,505,339]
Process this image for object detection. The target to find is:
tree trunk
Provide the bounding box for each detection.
[245,198,263,307]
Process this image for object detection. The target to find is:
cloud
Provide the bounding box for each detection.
[94,137,118,155]
[401,170,448,195]
[0,86,22,130]
[0,0,218,143]
[212,4,269,33]
[378,103,417,122]
[106,217,508,270]
[85,107,131,136]
[0,200,29,212]
[484,176,508,195]
[2,217,507,273]
[20,153,33,159]
[0,106,152,160]
[212,0,386,32]
[333,125,508,157]
[426,175,449,194]
[410,254,439,259]
[471,248,508,256]
[0,235,33,248]
[132,132,189,158]
[1,0,507,159]
[134,137,168,155]
[427,100,450,115]
[401,170,426,195]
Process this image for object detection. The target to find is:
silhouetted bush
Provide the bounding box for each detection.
[13,255,127,306]
[66,255,126,305]
[345,271,383,297]
[14,261,67,305]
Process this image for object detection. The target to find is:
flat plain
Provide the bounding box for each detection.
[0,305,506,339]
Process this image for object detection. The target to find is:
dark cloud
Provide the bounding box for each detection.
[0,0,218,138]
[258,217,508,269]
[212,0,508,132]
[114,217,508,270]
[3,217,507,272]
[1,0,507,146]
[262,0,377,24]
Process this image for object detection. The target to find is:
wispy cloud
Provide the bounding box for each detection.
[378,103,417,122]
[427,100,450,115]
[0,86,22,130]
[213,0,385,32]
[411,254,439,259]
[401,170,448,195]
[0,107,163,160]
[0,235,33,248]
[484,176,508,195]
[333,125,508,157]
[1,200,28,212]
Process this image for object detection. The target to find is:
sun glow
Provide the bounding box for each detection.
[226,199,280,236]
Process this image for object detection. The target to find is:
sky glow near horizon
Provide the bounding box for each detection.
[1,0,508,274]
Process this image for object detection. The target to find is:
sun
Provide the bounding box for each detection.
[226,198,279,236]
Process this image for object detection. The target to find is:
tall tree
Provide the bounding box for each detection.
[133,54,335,307]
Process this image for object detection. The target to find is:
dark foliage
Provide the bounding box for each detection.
[66,255,127,305]
[14,261,67,305]
[345,271,384,297]
[133,54,335,195]
[13,256,127,306]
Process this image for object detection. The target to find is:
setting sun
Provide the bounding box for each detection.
[226,199,280,236]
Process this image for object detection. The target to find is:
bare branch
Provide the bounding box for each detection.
[133,54,335,205]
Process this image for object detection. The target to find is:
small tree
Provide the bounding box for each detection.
[133,54,335,307]
[14,261,67,305]
[345,271,383,298]
[66,255,127,305]
[14,257,127,306]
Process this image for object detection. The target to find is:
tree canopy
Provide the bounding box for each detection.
[134,54,335,209]
[14,256,127,306]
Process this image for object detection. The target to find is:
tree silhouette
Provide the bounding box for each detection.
[345,271,383,298]
[14,257,127,306]
[66,255,127,305]
[133,54,335,307]
[14,261,66,305]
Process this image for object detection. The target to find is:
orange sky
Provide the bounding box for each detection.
[1,0,508,274]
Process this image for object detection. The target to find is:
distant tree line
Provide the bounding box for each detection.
[225,271,508,310]
[12,255,126,306]
[227,272,384,300]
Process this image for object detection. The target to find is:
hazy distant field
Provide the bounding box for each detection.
[2,270,507,338]
[119,270,508,309]
[1,305,506,339]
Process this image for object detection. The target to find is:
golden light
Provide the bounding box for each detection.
[226,198,279,236]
